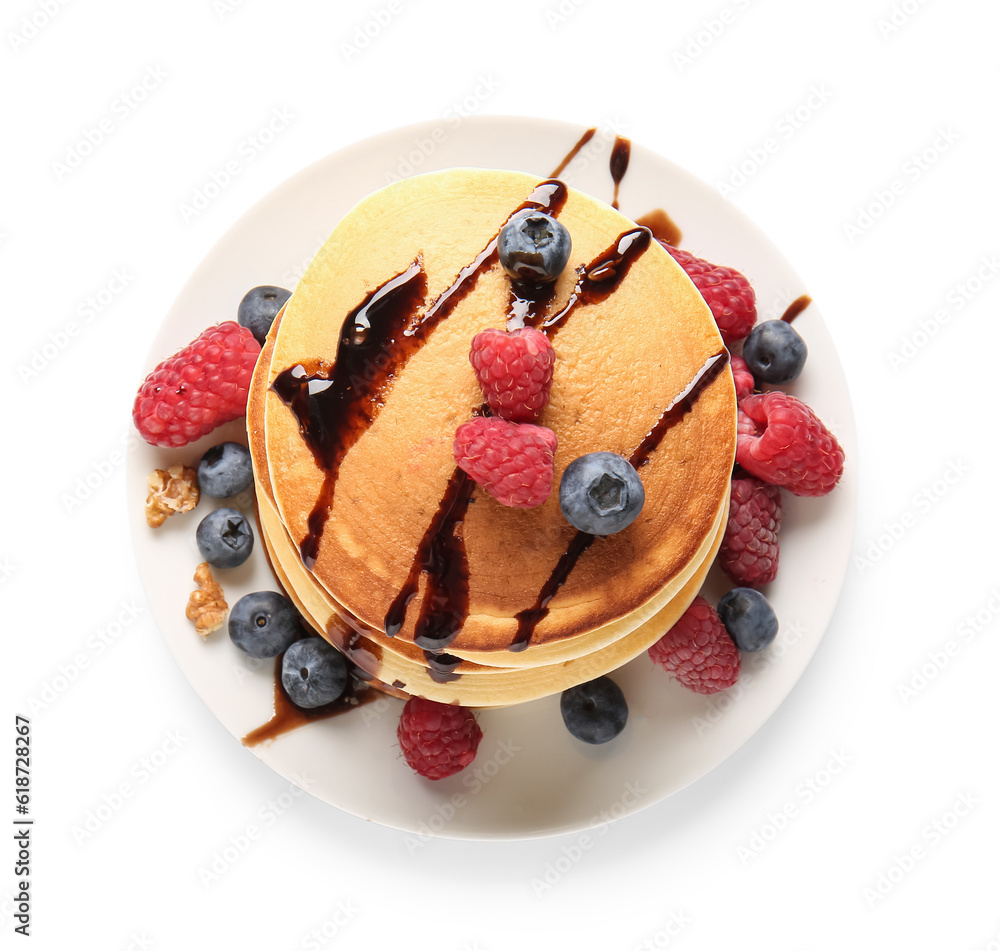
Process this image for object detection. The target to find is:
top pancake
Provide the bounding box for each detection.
[259,168,735,654]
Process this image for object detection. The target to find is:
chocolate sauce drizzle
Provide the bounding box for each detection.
[537,227,652,336]
[781,294,812,324]
[507,279,558,330]
[423,650,463,684]
[384,467,475,650]
[241,653,380,748]
[609,136,631,210]
[550,127,597,177]
[272,260,427,569]
[272,180,568,570]
[509,349,730,652]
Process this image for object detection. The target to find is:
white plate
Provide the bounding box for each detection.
[127,116,857,840]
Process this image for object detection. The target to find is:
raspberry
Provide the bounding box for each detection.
[397,696,482,780]
[664,244,756,343]
[133,322,261,448]
[719,476,782,587]
[469,327,555,422]
[730,353,755,401]
[453,417,557,508]
[648,596,741,694]
[736,391,845,497]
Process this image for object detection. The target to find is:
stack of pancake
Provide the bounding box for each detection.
[247,168,736,706]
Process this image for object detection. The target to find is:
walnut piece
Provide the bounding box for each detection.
[186,562,228,637]
[146,464,200,527]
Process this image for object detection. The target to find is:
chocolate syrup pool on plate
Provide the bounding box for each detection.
[241,656,379,748]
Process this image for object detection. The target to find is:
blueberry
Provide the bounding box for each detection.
[228,591,302,658]
[281,638,349,709]
[198,442,254,498]
[497,211,572,284]
[717,587,779,652]
[238,285,291,345]
[196,507,254,569]
[559,452,645,535]
[741,319,808,385]
[560,676,628,744]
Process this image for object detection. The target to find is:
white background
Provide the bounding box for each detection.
[4,0,1000,948]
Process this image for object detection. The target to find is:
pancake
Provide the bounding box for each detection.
[254,168,735,671]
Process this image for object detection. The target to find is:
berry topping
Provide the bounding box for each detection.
[453,417,557,508]
[663,244,756,343]
[498,211,572,283]
[469,327,555,422]
[195,507,254,569]
[730,353,755,401]
[229,590,303,658]
[741,319,808,385]
[736,391,845,497]
[717,587,779,652]
[281,638,349,708]
[558,452,645,535]
[648,596,741,694]
[719,475,782,588]
[397,697,482,780]
[133,321,261,449]
[238,285,291,345]
[560,676,628,744]
[198,442,254,498]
